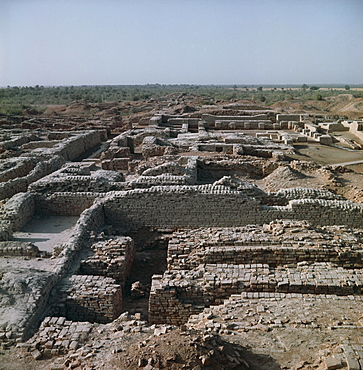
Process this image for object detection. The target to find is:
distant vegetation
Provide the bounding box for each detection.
[1,84,362,115]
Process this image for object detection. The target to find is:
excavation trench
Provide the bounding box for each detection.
[122,229,169,321]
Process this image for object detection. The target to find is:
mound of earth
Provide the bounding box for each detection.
[43,105,68,116]
[263,165,308,192]
[271,95,363,119]
[111,329,251,370]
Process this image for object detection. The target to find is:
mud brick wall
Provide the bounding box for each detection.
[0,158,37,182]
[0,156,65,200]
[240,145,277,158]
[0,192,35,232]
[57,275,122,324]
[21,203,106,340]
[0,134,40,150]
[103,185,261,231]
[80,236,135,286]
[0,202,105,342]
[46,131,101,161]
[21,140,60,149]
[0,241,40,257]
[262,199,363,227]
[130,174,192,187]
[168,245,363,270]
[271,187,343,202]
[53,202,106,278]
[34,192,100,216]
[197,159,279,180]
[167,117,200,127]
[215,120,273,130]
[149,275,202,325]
[103,185,363,231]
[130,157,198,188]
[30,176,119,193]
[276,114,302,122]
[167,224,363,270]
[149,263,363,325]
[202,114,270,125]
[0,177,28,200]
[0,222,13,242]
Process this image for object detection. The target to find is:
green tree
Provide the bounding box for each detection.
[345,85,350,90]
[310,86,319,91]
[257,86,263,91]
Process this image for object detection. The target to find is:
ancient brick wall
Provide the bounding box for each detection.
[202,114,270,124]
[79,236,135,286]
[0,241,40,257]
[149,263,363,325]
[35,192,100,216]
[102,185,363,231]
[0,156,65,200]
[46,131,101,161]
[103,186,261,231]
[262,199,363,227]
[0,158,37,183]
[168,244,363,270]
[0,134,40,150]
[57,275,122,323]
[22,203,106,340]
[0,192,35,233]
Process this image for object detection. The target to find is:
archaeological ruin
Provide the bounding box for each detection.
[1,95,363,369]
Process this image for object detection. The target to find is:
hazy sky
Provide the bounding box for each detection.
[1,0,362,86]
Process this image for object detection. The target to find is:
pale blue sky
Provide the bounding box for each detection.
[1,0,362,86]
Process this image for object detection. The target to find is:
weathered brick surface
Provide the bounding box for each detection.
[149,263,363,325]
[0,241,40,257]
[0,202,106,341]
[80,236,135,286]
[149,222,363,325]
[57,275,122,324]
[102,185,363,231]
[0,192,35,233]
[0,158,37,183]
[35,192,99,216]
[20,317,93,356]
[0,130,100,200]
[167,223,363,270]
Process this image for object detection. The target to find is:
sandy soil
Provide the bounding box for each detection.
[288,143,363,166]
[12,216,79,253]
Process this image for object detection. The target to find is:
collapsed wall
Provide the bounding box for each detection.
[149,222,363,324]
[149,263,363,325]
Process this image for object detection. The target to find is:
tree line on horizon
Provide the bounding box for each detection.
[0,84,362,115]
